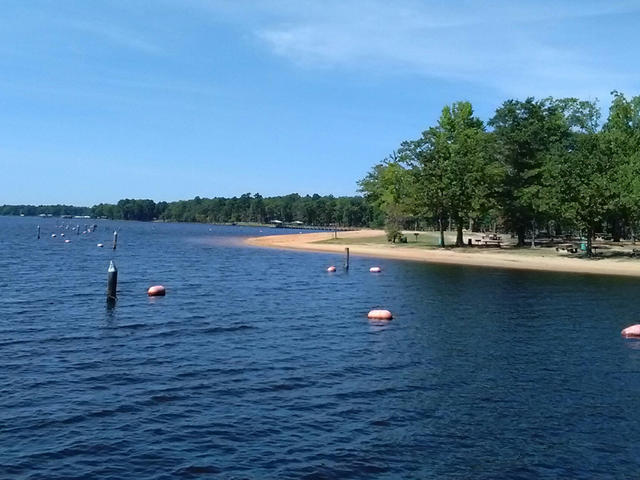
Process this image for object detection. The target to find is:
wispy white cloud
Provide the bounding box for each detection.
[62,19,163,55]
[191,0,640,99]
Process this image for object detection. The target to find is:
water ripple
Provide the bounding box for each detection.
[2,218,640,478]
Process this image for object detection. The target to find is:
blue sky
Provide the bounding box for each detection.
[1,0,639,205]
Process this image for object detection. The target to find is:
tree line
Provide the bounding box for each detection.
[359,92,640,255]
[3,194,380,227]
[0,204,92,217]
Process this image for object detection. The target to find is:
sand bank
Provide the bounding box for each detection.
[246,230,640,278]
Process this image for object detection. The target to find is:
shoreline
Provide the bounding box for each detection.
[246,230,640,278]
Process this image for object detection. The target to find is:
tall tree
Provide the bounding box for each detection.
[601,92,640,241]
[533,98,606,255]
[489,97,570,246]
[402,101,500,247]
[526,99,601,243]
[358,154,417,242]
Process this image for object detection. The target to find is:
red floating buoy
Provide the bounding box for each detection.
[327,266,336,272]
[621,324,640,338]
[368,309,393,320]
[369,266,382,273]
[148,285,166,296]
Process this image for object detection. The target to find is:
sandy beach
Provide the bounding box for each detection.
[246,229,640,278]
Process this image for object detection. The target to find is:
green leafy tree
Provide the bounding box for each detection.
[358,155,417,242]
[489,97,570,246]
[601,92,640,241]
[401,102,500,247]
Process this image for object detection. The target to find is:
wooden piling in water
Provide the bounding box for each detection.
[112,231,118,250]
[344,247,349,271]
[37,225,40,239]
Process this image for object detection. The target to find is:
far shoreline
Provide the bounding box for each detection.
[246,229,640,278]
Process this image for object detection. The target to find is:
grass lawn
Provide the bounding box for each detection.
[317,231,454,248]
[317,233,640,261]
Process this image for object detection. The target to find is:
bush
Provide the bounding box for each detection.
[386,226,402,243]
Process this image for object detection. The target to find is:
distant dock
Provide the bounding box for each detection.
[267,219,355,231]
[277,223,356,232]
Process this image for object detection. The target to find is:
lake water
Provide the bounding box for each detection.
[2,216,640,479]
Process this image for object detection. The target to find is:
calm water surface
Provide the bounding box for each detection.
[2,216,640,479]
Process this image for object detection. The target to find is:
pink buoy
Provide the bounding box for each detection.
[367,309,393,320]
[621,324,640,338]
[148,285,166,296]
[369,266,382,273]
[327,266,336,272]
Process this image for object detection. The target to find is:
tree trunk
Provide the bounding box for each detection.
[612,219,622,242]
[516,225,526,247]
[587,227,594,256]
[530,219,536,248]
[438,217,446,248]
[456,222,464,247]
[632,222,636,245]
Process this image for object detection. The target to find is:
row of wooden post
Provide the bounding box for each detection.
[97,236,347,305]
[33,226,119,304]
[33,227,346,306]
[36,225,117,247]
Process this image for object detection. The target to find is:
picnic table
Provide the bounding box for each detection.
[475,239,501,248]
[556,243,579,254]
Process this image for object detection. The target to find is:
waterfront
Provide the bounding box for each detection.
[2,216,640,479]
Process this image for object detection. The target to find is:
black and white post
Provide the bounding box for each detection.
[107,260,118,300]
[344,247,350,271]
[112,231,118,250]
